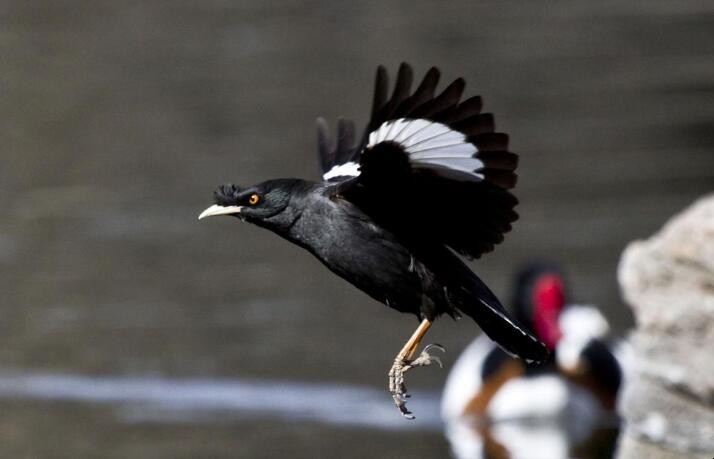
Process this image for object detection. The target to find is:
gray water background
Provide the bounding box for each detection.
[1,1,713,457]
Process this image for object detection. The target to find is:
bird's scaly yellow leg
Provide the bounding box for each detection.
[388,319,445,419]
[398,319,432,360]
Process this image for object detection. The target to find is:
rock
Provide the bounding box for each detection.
[617,194,714,458]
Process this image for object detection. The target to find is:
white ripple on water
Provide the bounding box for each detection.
[0,371,442,431]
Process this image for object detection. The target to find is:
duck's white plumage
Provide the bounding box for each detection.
[441,335,492,421]
[556,305,610,371]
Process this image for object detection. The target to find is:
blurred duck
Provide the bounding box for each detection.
[441,263,623,459]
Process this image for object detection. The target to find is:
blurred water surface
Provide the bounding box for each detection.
[1,1,713,457]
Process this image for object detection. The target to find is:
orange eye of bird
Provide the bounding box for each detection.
[248,194,260,205]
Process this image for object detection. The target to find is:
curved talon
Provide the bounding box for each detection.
[398,405,414,419]
[423,343,446,354]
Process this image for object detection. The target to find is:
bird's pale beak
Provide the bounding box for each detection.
[198,204,243,220]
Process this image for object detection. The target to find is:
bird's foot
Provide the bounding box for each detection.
[388,343,445,419]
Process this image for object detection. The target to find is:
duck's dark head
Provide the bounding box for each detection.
[512,262,567,351]
[198,179,305,231]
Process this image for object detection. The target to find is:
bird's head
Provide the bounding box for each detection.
[198,179,301,228]
[512,262,566,351]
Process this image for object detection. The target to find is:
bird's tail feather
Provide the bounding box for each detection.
[455,274,550,364]
[466,298,550,363]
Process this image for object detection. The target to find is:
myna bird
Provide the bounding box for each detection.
[199,63,549,418]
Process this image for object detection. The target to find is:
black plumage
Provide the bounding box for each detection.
[200,63,549,418]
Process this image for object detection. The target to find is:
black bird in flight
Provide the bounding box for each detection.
[199,63,549,418]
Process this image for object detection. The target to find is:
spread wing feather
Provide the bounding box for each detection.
[321,63,519,259]
[317,117,360,181]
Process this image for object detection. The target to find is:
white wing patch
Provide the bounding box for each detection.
[323,161,361,181]
[368,118,484,181]
[323,118,484,182]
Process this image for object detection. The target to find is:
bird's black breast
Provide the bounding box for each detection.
[285,189,445,318]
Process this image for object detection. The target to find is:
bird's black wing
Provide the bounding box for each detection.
[333,63,519,260]
[316,117,360,182]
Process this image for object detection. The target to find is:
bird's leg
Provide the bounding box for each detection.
[388,319,445,419]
